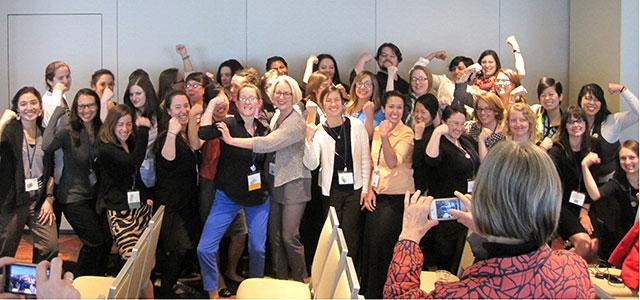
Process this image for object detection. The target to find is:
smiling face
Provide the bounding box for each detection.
[270,60,288,76]
[476,99,497,126]
[272,82,294,112]
[619,147,639,174]
[17,93,41,122]
[321,90,343,118]
[47,66,72,93]
[167,95,190,126]
[355,75,374,100]
[383,95,404,125]
[539,86,562,111]
[115,114,133,144]
[76,94,98,123]
[566,116,586,138]
[410,69,429,96]
[128,85,146,109]
[480,55,497,77]
[413,101,432,125]
[318,58,335,80]
[237,87,258,118]
[377,46,399,70]
[446,112,466,140]
[508,110,529,139]
[92,74,114,98]
[494,72,513,96]
[580,92,602,117]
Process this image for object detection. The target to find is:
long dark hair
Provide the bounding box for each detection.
[69,88,102,147]
[556,105,591,158]
[577,83,611,133]
[477,50,501,77]
[216,59,243,86]
[11,86,43,128]
[313,54,343,86]
[99,104,133,145]
[123,73,158,123]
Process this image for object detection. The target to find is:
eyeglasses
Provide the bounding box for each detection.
[411,76,428,82]
[274,91,293,98]
[78,103,97,110]
[173,79,184,85]
[356,81,373,88]
[238,96,257,103]
[185,83,202,89]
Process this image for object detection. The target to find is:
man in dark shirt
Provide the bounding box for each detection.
[350,42,410,95]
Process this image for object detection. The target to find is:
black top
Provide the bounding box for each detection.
[425,134,479,198]
[412,124,435,193]
[593,176,639,238]
[548,143,593,215]
[154,132,197,213]
[97,126,150,211]
[323,118,354,191]
[198,114,269,206]
[43,106,98,204]
[0,119,53,209]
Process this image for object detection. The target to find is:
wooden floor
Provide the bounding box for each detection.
[15,233,82,263]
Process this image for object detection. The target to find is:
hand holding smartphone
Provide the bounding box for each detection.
[3,263,38,296]
[430,197,465,221]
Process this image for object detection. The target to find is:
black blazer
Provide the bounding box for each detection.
[0,118,53,209]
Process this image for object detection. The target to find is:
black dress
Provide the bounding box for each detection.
[423,134,479,273]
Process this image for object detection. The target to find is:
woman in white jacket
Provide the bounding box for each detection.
[303,85,370,267]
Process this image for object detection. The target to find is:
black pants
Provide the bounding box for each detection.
[421,221,467,274]
[322,188,362,270]
[361,194,404,299]
[62,201,111,276]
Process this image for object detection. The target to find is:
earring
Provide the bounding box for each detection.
[16,113,20,120]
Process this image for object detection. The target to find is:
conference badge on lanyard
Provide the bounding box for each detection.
[248,164,261,191]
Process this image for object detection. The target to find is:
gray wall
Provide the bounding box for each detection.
[1,0,569,107]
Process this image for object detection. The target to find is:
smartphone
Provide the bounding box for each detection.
[430,197,464,221]
[3,263,38,295]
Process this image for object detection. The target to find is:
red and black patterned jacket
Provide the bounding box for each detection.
[384,239,595,299]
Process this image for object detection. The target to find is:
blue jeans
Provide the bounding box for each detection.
[197,190,269,291]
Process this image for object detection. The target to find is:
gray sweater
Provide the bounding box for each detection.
[253,109,311,188]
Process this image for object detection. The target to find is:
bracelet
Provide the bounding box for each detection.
[181,55,190,60]
[581,207,589,212]
[46,193,53,197]
[168,132,178,136]
[512,49,520,53]
[621,85,626,92]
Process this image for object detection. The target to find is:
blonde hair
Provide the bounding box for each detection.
[345,71,380,116]
[497,68,526,103]
[505,102,538,142]
[472,141,561,246]
[270,75,302,105]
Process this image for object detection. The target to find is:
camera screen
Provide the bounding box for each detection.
[5,264,37,295]
[435,198,461,219]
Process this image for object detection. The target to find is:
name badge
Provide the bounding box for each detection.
[569,191,585,207]
[269,162,276,176]
[25,178,39,192]
[88,169,97,186]
[370,169,380,188]
[467,180,475,193]
[127,190,141,209]
[248,172,262,191]
[338,171,354,185]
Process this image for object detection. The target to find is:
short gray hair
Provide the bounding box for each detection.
[472,141,561,246]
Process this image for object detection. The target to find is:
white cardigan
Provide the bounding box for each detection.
[303,117,371,196]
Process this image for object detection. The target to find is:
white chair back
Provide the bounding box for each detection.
[313,228,348,299]
[332,256,360,299]
[310,206,340,291]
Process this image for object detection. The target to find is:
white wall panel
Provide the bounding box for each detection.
[116,0,246,96]
[246,0,375,83]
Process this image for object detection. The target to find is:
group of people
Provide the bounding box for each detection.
[0,37,637,299]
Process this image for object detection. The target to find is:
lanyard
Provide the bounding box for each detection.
[275,109,294,130]
[574,154,583,192]
[23,128,39,178]
[453,138,477,177]
[326,120,350,171]
[81,130,95,171]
